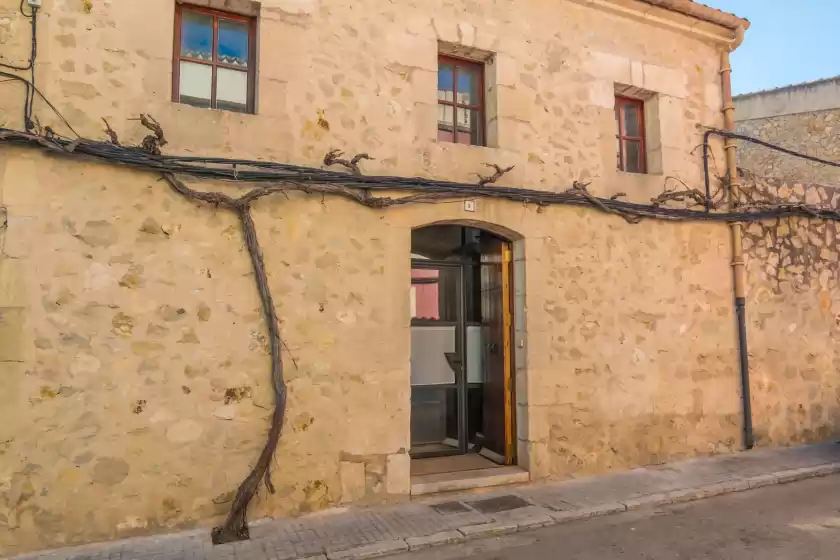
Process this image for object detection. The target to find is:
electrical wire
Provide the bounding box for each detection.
[709,129,840,169]
[0,22,835,228]
[2,126,840,225]
[0,72,80,138]
[26,8,38,129]
[0,4,35,72]
[702,128,840,211]
[20,0,35,17]
[0,4,38,132]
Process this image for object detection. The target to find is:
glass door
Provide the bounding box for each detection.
[409,262,466,457]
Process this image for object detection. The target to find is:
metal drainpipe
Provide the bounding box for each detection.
[720,29,754,450]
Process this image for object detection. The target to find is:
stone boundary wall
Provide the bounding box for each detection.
[741,170,840,446]
[736,109,840,187]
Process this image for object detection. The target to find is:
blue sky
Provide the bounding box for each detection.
[702,1,838,95]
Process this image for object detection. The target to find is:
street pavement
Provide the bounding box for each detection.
[404,473,840,559]
[13,443,840,560]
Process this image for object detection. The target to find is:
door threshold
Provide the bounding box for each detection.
[411,466,529,496]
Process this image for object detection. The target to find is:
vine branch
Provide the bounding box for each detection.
[163,173,287,544]
[477,163,515,186]
[102,118,120,146]
[323,149,373,175]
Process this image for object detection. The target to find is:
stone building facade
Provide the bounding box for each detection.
[3,0,833,556]
[735,76,840,185]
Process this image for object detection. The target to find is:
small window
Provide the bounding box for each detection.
[615,96,646,173]
[437,55,485,146]
[173,5,256,113]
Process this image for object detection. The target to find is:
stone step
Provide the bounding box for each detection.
[411,466,530,495]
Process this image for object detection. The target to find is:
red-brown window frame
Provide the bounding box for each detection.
[437,54,486,147]
[172,4,258,114]
[615,95,646,173]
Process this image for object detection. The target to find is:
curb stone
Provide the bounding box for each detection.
[325,540,408,560]
[774,462,840,484]
[405,532,464,550]
[746,473,779,489]
[621,492,672,510]
[513,513,555,530]
[458,521,519,540]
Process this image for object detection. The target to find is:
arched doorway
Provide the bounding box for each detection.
[409,224,516,469]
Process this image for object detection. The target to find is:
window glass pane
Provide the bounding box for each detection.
[181,11,213,60]
[218,19,249,67]
[456,64,481,106]
[616,136,622,170]
[438,103,454,141]
[179,61,212,108]
[411,267,459,322]
[624,140,643,173]
[438,62,454,103]
[615,104,621,134]
[623,103,641,137]
[456,108,483,146]
[410,386,459,452]
[216,67,248,112]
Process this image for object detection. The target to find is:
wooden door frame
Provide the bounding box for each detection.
[500,241,516,464]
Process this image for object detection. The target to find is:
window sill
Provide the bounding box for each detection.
[434,139,499,151]
[616,170,663,177]
[173,102,258,118]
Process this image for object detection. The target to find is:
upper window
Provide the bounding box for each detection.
[437,55,485,146]
[615,96,646,173]
[173,5,256,113]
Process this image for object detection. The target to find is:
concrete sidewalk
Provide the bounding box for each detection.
[15,443,840,560]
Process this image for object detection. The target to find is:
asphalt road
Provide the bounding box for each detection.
[404,474,840,559]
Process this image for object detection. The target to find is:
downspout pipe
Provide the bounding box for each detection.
[720,26,754,450]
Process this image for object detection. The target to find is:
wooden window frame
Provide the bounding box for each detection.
[172,4,258,114]
[437,54,486,147]
[615,95,646,173]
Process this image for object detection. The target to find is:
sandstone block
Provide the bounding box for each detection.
[339,461,366,503]
[493,53,518,88]
[166,420,203,443]
[76,220,119,248]
[386,453,411,495]
[643,64,686,99]
[0,306,25,361]
[585,51,631,84]
[0,258,26,306]
[92,457,130,486]
[496,86,533,122]
[630,60,644,88]
[589,80,616,110]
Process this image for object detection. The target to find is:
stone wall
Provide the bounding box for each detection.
[0,0,730,201]
[0,0,753,554]
[0,150,744,555]
[741,171,840,446]
[736,109,840,186]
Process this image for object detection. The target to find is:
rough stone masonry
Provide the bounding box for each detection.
[2,0,835,557]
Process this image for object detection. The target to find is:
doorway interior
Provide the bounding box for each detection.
[409,225,516,475]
